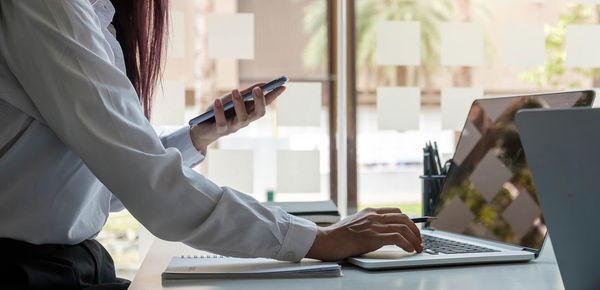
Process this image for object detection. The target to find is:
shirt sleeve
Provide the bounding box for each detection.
[156,126,205,168]
[110,126,205,212]
[108,193,126,213]
[0,0,317,261]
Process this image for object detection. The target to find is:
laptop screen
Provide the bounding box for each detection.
[430,91,594,251]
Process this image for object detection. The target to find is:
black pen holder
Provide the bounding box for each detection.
[419,175,446,221]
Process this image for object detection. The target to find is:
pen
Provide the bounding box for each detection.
[423,149,432,175]
[426,141,439,175]
[434,141,442,174]
[410,216,438,223]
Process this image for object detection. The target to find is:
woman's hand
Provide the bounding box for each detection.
[189,84,286,152]
[306,207,423,262]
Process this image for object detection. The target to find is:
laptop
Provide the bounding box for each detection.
[348,90,595,269]
[516,107,600,290]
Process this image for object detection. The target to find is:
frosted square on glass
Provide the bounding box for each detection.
[570,0,600,3]
[376,87,420,130]
[216,59,239,91]
[276,150,320,193]
[504,24,545,67]
[441,87,483,131]
[208,149,254,193]
[276,82,322,127]
[376,21,420,66]
[168,11,185,59]
[441,23,483,66]
[208,13,254,59]
[565,25,600,68]
[151,80,185,126]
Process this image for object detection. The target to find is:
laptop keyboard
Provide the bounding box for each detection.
[422,234,500,255]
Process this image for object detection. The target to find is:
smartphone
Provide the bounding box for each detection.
[188,76,289,126]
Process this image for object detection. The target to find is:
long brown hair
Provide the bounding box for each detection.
[110,0,169,119]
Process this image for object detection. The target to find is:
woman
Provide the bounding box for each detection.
[0,1,422,288]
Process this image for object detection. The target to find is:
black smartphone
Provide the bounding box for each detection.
[188,76,289,126]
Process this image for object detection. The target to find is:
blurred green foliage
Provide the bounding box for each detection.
[102,212,140,232]
[302,0,453,85]
[358,203,422,216]
[521,4,600,88]
[301,0,495,88]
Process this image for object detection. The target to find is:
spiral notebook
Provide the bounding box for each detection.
[162,255,342,280]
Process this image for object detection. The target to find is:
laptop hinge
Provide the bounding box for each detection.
[522,247,540,258]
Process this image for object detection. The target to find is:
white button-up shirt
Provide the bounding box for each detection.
[0,0,316,262]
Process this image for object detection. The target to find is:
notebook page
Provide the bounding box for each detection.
[165,257,340,274]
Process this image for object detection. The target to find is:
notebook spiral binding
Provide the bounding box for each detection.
[180,255,228,259]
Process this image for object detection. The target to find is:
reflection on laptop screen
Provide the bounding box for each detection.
[430,91,594,251]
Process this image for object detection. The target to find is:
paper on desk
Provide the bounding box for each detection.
[162,256,342,279]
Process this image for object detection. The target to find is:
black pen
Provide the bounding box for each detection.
[434,141,442,174]
[423,149,432,175]
[430,146,439,175]
[411,216,438,223]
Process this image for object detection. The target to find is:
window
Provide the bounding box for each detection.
[100,0,600,279]
[351,0,600,216]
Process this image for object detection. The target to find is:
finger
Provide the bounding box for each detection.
[370,224,422,252]
[360,207,376,213]
[250,87,266,119]
[213,99,227,133]
[220,93,233,105]
[375,207,402,214]
[218,82,265,109]
[240,82,265,96]
[231,89,249,123]
[380,213,422,242]
[379,233,415,253]
[264,86,286,105]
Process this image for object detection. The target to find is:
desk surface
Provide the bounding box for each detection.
[130,237,564,290]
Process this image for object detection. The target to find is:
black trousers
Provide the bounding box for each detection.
[0,238,130,290]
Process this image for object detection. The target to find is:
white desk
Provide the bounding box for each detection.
[130,237,564,290]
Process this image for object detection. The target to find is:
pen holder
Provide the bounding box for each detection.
[419,175,446,226]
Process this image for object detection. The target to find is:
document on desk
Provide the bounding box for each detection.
[162,256,342,280]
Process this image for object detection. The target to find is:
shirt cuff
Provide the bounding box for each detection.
[275,214,318,262]
[161,126,205,167]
